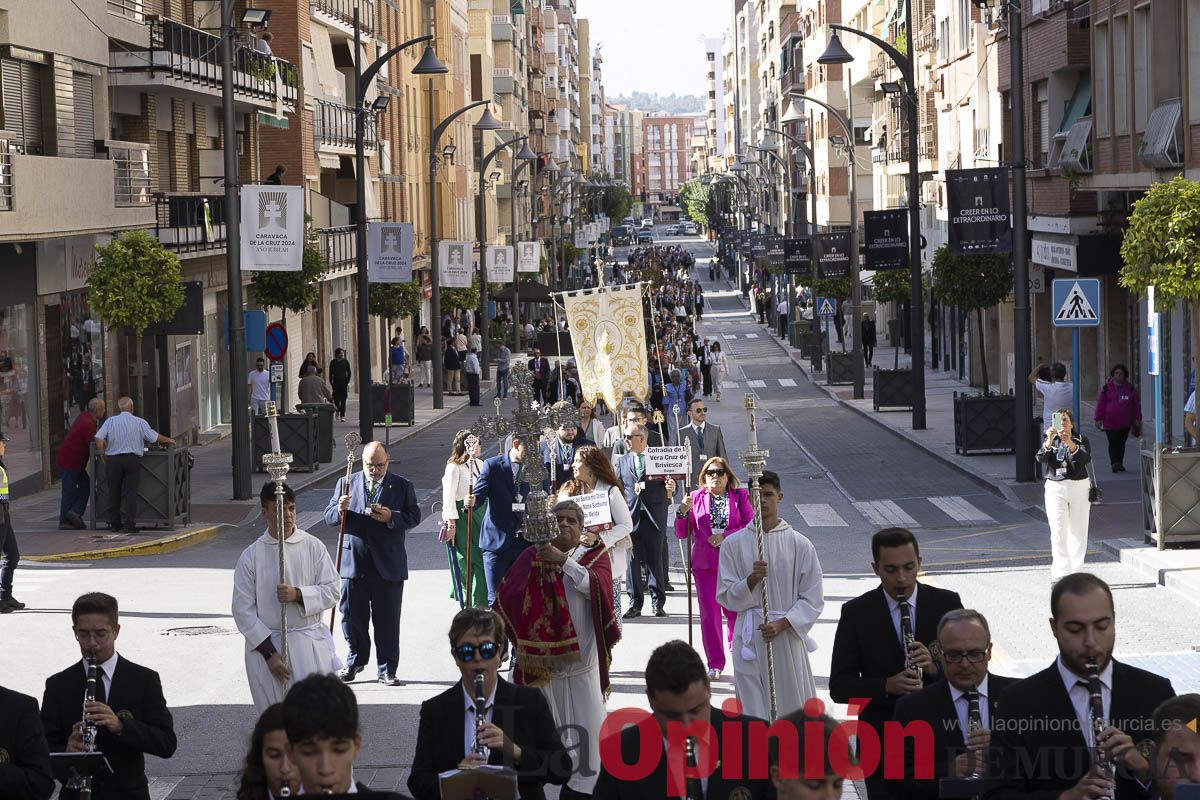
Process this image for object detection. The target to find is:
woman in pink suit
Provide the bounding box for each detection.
[674,456,754,678]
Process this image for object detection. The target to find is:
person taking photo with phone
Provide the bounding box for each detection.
[1037,408,1093,583]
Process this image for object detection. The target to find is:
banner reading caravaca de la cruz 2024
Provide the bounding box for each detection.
[241,185,305,271]
[439,241,474,288]
[367,222,413,282]
[947,167,1012,255]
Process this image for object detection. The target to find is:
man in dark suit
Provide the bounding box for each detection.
[1149,693,1200,800]
[615,423,674,618]
[408,608,569,800]
[0,683,53,800]
[593,639,774,799]
[41,592,177,800]
[992,573,1175,800]
[528,348,551,405]
[678,398,729,485]
[323,441,422,686]
[474,437,533,606]
[540,423,592,492]
[609,405,664,457]
[830,527,963,800]
[893,609,1018,800]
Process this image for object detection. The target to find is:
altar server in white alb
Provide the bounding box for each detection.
[716,469,823,720]
[233,481,341,711]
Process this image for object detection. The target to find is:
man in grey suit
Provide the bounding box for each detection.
[677,398,729,484]
[614,423,674,618]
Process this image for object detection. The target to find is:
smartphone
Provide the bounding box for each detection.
[369,503,383,513]
[1052,411,1064,433]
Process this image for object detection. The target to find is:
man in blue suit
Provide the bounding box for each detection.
[323,441,421,686]
[472,436,532,606]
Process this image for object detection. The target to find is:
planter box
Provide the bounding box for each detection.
[253,412,319,472]
[873,368,915,410]
[827,352,856,386]
[90,445,192,530]
[953,392,1016,454]
[1141,445,1200,548]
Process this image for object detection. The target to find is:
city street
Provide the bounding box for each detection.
[3,232,1197,798]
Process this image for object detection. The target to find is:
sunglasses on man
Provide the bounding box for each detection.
[453,641,501,662]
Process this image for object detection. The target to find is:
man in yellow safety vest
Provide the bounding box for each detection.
[0,431,24,613]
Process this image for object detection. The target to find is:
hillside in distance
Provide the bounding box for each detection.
[609,92,703,115]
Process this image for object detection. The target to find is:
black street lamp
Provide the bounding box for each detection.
[476,134,528,379]
[818,13,927,429]
[508,142,539,353]
[353,9,446,441]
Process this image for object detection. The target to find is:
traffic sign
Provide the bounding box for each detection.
[264,322,289,361]
[1051,279,1101,327]
[816,297,838,317]
[270,363,284,384]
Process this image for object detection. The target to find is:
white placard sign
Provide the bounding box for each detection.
[517,241,541,273]
[439,240,473,288]
[576,489,614,532]
[485,246,515,283]
[240,185,305,271]
[645,446,689,481]
[367,222,414,282]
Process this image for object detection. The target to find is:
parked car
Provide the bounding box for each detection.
[612,225,633,245]
[665,224,680,236]
[637,230,653,245]
[683,222,698,235]
[641,218,654,229]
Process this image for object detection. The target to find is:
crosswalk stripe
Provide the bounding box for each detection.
[794,504,849,527]
[853,500,919,528]
[723,381,740,388]
[725,334,737,339]
[927,496,994,522]
[747,380,766,388]
[745,333,759,339]
[297,511,324,531]
[779,378,797,387]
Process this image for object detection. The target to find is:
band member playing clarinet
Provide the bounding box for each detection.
[41,592,177,800]
[829,529,962,800]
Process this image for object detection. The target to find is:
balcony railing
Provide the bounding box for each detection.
[317,226,357,272]
[0,141,11,212]
[154,193,228,251]
[108,142,152,206]
[916,14,935,52]
[314,99,376,151]
[311,0,375,35]
[107,0,148,22]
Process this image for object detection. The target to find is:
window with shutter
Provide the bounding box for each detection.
[1,58,44,154]
[73,72,95,158]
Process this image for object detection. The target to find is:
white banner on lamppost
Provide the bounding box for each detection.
[517,241,541,273]
[240,185,305,271]
[486,245,515,283]
[439,240,473,287]
[367,222,414,282]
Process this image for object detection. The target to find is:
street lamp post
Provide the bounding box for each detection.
[819,11,926,428]
[427,96,501,409]
[353,9,446,439]
[508,144,539,354]
[476,135,528,380]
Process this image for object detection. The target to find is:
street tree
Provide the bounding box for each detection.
[89,230,187,410]
[252,224,327,313]
[932,246,1012,395]
[602,184,633,223]
[871,269,911,369]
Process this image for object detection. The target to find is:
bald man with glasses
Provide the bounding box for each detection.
[678,398,728,485]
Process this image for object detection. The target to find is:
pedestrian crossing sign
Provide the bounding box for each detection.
[816,297,838,317]
[1051,278,1101,327]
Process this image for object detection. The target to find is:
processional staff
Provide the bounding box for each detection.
[329,431,362,631]
[263,402,293,667]
[740,393,777,722]
[674,409,695,647]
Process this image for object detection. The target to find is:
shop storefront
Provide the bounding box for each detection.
[1,248,43,495]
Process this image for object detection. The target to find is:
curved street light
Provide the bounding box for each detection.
[476,134,528,379]
[508,142,539,353]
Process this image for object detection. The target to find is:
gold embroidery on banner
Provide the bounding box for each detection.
[564,287,650,409]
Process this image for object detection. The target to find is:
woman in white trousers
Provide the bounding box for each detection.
[1036,408,1093,581]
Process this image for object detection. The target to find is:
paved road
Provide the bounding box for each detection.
[3,230,1198,799]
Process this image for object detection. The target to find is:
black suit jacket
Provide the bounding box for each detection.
[0,685,54,800]
[830,584,964,735]
[992,659,1174,800]
[41,656,177,800]
[592,705,775,800]
[407,678,568,800]
[528,357,551,383]
[892,673,1019,800]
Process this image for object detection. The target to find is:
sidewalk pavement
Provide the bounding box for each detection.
[12,382,487,561]
[739,298,1200,604]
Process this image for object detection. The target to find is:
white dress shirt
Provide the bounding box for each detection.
[462,681,498,759]
[1057,655,1111,747]
[884,583,919,646]
[80,652,118,698]
[949,674,991,741]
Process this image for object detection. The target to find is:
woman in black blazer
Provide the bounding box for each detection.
[1037,408,1093,582]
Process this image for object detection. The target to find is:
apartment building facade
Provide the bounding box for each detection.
[638,113,696,213]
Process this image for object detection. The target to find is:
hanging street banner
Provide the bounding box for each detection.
[563,285,650,408]
[240,185,304,271]
[366,222,413,282]
[947,167,1012,254]
[439,240,473,288]
[784,237,812,277]
[814,231,851,278]
[517,241,541,273]
[486,245,515,283]
[863,209,908,271]
[767,236,786,269]
[751,236,768,261]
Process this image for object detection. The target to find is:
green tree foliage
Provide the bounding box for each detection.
[810,276,852,301]
[442,277,481,313]
[369,282,421,321]
[872,269,918,369]
[931,246,1013,395]
[252,227,327,313]
[602,184,633,222]
[1119,176,1200,309]
[679,180,712,227]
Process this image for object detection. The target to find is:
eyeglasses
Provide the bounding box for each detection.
[364,460,388,468]
[74,628,114,643]
[704,468,727,477]
[624,434,645,441]
[453,641,500,662]
[942,649,988,664]
[693,408,708,413]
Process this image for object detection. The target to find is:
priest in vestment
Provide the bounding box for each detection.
[716,470,823,721]
[495,498,620,797]
[233,482,341,711]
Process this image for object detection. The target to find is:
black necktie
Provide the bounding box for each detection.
[94,666,107,706]
[697,426,705,452]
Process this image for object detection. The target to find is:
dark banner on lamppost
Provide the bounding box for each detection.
[947,167,1012,254]
[814,231,851,278]
[863,209,909,271]
[751,236,768,262]
[767,236,786,269]
[784,237,812,278]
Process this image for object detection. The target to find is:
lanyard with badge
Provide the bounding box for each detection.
[512,465,525,513]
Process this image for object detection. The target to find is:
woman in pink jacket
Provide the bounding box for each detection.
[1094,363,1141,472]
[674,456,754,678]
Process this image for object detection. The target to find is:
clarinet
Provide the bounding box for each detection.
[1086,660,1116,799]
[965,687,984,779]
[472,673,487,758]
[897,590,919,678]
[684,737,704,800]
[68,655,99,799]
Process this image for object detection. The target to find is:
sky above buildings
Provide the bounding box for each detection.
[580,0,725,98]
